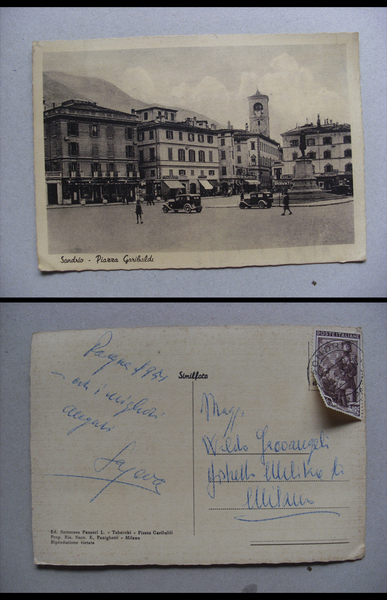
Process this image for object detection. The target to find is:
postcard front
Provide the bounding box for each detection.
[30,325,366,565]
[33,33,366,271]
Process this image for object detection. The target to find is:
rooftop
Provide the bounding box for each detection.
[138,117,218,132]
[217,127,280,146]
[44,99,139,121]
[136,106,178,113]
[281,117,351,137]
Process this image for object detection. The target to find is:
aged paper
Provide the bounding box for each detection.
[33,33,366,271]
[30,325,366,565]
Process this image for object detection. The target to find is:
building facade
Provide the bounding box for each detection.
[44,99,140,205]
[136,109,220,198]
[43,91,282,204]
[217,90,281,195]
[281,116,353,191]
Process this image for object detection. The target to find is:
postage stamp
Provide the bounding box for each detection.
[309,329,364,419]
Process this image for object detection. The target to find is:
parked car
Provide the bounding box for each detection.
[239,191,273,209]
[329,184,352,196]
[162,194,202,213]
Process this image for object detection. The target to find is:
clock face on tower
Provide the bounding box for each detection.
[253,102,263,117]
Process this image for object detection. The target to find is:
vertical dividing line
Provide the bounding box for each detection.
[192,380,195,536]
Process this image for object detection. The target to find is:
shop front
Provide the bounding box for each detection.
[198,178,214,197]
[60,178,138,205]
[160,179,186,199]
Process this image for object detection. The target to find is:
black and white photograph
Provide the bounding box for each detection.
[33,33,366,271]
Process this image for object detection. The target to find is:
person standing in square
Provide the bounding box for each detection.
[281,192,292,215]
[136,198,143,224]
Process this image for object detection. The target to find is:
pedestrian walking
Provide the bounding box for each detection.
[135,198,143,224]
[281,192,292,215]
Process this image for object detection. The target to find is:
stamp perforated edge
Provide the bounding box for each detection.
[308,328,364,420]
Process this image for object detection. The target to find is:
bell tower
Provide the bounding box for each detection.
[248,89,270,137]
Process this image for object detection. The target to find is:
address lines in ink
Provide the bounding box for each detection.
[198,392,347,524]
[205,451,347,522]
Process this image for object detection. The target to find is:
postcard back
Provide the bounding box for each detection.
[30,325,366,565]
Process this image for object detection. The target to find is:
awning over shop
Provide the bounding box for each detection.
[162,180,185,189]
[199,179,213,190]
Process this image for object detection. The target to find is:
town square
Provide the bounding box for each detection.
[33,33,364,268]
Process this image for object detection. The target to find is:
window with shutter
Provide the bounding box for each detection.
[67,122,78,136]
[107,143,115,159]
[90,123,99,138]
[92,144,99,159]
[68,142,79,156]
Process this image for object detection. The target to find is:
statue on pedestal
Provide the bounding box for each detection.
[299,130,307,158]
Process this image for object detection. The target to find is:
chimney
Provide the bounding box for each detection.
[245,123,249,131]
[193,116,197,125]
[227,120,231,129]
[53,102,56,108]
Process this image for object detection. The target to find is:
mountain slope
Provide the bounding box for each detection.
[44,71,149,112]
[43,71,223,127]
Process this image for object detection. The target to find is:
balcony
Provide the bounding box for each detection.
[46,171,62,179]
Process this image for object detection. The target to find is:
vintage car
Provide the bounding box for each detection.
[239,191,273,209]
[329,184,352,196]
[162,194,202,213]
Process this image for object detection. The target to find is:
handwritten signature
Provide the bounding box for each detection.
[45,442,165,503]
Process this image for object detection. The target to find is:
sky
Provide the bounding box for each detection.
[44,41,351,143]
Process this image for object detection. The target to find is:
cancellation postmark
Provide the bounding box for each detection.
[309,329,364,419]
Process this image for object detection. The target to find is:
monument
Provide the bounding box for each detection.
[288,129,329,203]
